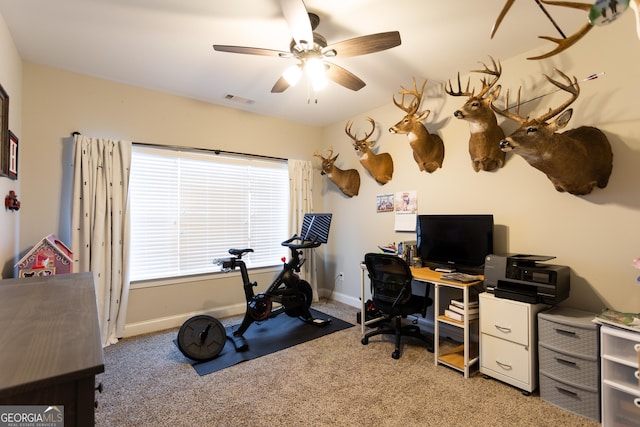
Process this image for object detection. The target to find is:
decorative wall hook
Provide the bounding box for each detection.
[5,190,20,211]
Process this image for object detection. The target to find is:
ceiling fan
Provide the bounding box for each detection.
[213,0,401,93]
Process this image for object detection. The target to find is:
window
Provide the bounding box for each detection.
[129,145,289,282]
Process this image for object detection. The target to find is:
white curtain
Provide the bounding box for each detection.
[287,159,318,300]
[71,135,132,347]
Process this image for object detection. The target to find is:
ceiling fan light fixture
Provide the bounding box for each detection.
[282,64,302,86]
[305,58,328,91]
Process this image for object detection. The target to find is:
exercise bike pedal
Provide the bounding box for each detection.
[304,317,332,327]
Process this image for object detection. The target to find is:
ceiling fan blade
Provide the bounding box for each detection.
[323,31,401,58]
[280,0,313,47]
[325,63,366,91]
[271,75,291,93]
[213,45,293,58]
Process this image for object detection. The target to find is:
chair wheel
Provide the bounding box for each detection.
[392,350,400,359]
[361,337,368,345]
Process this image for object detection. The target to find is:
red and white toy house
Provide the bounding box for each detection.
[16,234,73,277]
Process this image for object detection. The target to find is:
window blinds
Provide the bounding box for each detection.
[129,145,289,282]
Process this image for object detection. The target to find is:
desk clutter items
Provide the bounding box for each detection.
[593,308,640,331]
[441,272,482,283]
[443,298,479,322]
[15,234,73,277]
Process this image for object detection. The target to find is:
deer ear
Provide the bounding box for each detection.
[332,154,339,161]
[417,110,431,121]
[553,108,573,130]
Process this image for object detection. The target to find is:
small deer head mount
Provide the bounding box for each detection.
[346,117,393,185]
[446,56,506,172]
[491,68,613,195]
[389,78,445,173]
[313,147,361,198]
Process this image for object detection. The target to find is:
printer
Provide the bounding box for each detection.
[484,254,570,305]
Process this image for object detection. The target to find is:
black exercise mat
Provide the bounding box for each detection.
[184,308,354,376]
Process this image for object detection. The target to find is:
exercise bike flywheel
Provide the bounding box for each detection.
[177,315,226,361]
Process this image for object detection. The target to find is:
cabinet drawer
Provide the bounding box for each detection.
[540,372,600,422]
[538,315,598,359]
[602,384,640,427]
[480,295,530,346]
[539,344,599,390]
[601,327,640,367]
[481,333,531,385]
[603,358,640,392]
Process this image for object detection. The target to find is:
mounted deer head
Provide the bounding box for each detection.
[389,78,445,173]
[446,56,506,172]
[313,147,361,198]
[491,69,613,195]
[491,0,640,60]
[346,117,394,185]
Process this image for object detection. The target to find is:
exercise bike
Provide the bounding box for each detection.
[177,214,333,362]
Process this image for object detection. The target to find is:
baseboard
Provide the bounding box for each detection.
[122,303,246,338]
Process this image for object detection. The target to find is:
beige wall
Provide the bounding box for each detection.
[0,13,22,278]
[9,10,640,337]
[323,12,640,314]
[21,63,324,335]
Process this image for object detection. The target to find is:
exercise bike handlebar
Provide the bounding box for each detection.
[281,234,322,250]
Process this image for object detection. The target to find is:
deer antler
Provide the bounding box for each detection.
[491,85,527,125]
[393,78,427,115]
[445,72,474,98]
[470,57,502,98]
[346,118,376,144]
[536,69,580,123]
[527,22,593,60]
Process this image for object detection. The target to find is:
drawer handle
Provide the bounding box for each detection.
[554,328,576,336]
[555,357,576,366]
[556,386,578,397]
[494,324,512,333]
[635,398,640,409]
[635,343,640,352]
[496,360,513,370]
[635,370,639,380]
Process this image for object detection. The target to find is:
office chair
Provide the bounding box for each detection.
[361,252,434,359]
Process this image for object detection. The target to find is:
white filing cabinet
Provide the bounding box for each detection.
[600,324,640,427]
[479,292,548,394]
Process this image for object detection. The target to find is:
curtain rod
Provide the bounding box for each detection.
[71,132,287,162]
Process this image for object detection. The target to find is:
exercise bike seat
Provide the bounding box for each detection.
[228,248,254,257]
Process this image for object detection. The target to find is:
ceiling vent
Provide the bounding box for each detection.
[224,94,255,105]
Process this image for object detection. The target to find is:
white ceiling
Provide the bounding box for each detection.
[0,0,588,126]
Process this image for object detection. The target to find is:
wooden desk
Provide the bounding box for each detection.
[0,272,104,426]
[411,267,484,378]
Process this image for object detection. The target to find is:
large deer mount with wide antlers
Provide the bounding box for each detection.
[491,69,613,195]
[314,147,361,198]
[446,56,506,172]
[346,117,394,185]
[389,78,445,173]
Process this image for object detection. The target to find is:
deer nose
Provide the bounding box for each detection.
[454,110,464,119]
[499,140,511,150]
[388,127,396,133]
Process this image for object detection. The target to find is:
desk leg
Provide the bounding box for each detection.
[434,283,440,366]
[463,286,469,379]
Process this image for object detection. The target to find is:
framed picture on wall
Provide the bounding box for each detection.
[8,130,18,180]
[0,83,8,178]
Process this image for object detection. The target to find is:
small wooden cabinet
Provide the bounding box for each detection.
[0,273,104,427]
[600,325,640,427]
[479,292,548,394]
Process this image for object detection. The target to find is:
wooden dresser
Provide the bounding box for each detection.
[0,272,104,427]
